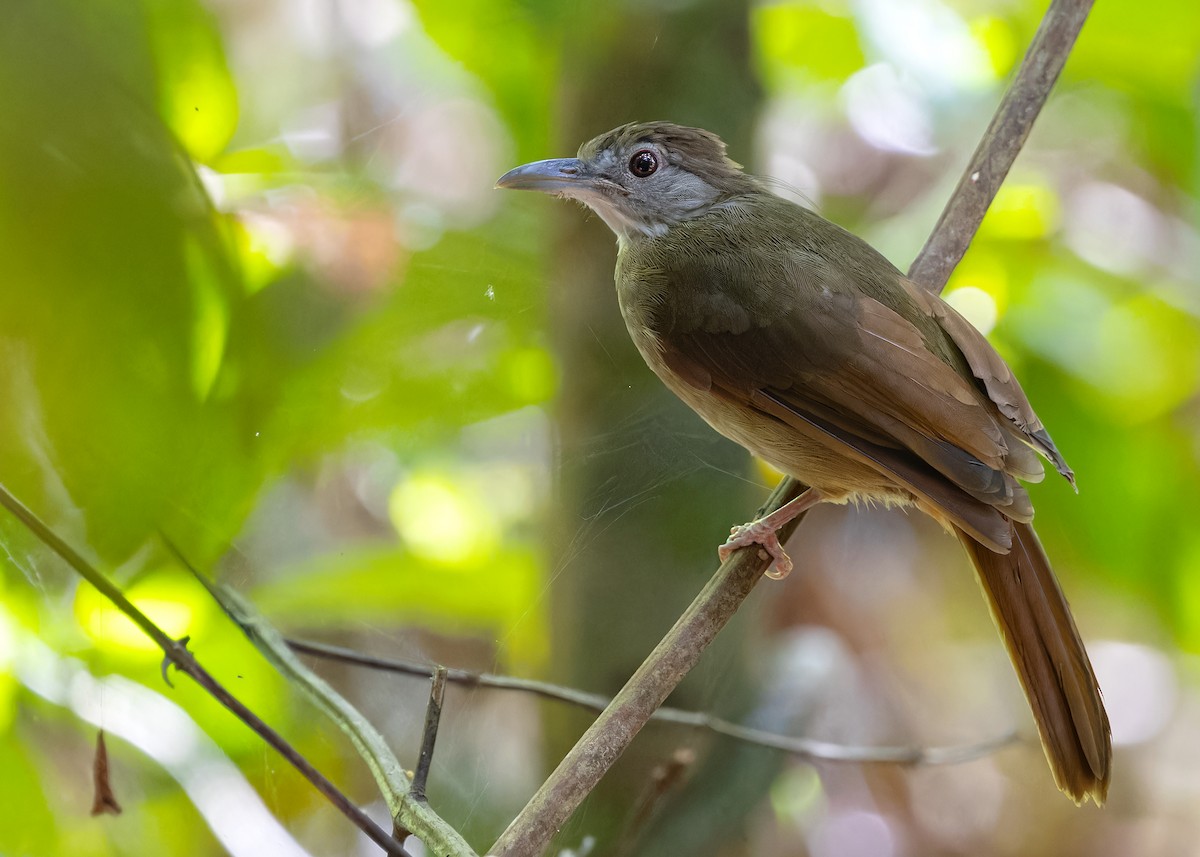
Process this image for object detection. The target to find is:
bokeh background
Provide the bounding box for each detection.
[2,0,1199,855]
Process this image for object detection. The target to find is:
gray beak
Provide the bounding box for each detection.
[495,158,589,193]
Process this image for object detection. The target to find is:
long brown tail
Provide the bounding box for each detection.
[957,520,1111,804]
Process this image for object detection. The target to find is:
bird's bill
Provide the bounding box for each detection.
[495,158,589,193]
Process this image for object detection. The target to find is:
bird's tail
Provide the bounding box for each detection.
[957,520,1111,804]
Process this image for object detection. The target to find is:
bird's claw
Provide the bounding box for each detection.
[718,521,794,580]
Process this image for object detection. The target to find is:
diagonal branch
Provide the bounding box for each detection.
[0,483,413,857]
[288,638,1015,765]
[908,0,1095,294]
[488,2,1094,855]
[489,481,802,857]
[161,540,478,857]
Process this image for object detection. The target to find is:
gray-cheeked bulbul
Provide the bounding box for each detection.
[497,122,1111,804]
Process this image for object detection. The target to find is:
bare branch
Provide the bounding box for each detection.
[162,539,477,857]
[908,0,1095,293]
[489,479,806,857]
[412,666,448,804]
[488,2,1095,854]
[0,484,412,857]
[288,638,1016,765]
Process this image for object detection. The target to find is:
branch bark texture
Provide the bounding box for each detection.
[489,2,1094,854]
[0,485,413,857]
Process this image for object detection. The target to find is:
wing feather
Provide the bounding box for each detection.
[899,278,1074,486]
[628,195,1071,538]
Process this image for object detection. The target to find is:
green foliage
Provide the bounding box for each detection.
[0,1,248,563]
[753,4,866,88]
[2,0,1199,854]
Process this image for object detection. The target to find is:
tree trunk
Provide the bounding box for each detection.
[545,3,763,853]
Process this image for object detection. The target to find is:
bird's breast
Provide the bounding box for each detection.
[615,266,901,501]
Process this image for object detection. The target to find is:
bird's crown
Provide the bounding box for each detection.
[579,122,748,193]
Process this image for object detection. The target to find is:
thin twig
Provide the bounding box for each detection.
[909,0,1095,294]
[489,2,1094,854]
[160,538,477,857]
[412,667,448,803]
[287,638,1015,765]
[0,484,412,857]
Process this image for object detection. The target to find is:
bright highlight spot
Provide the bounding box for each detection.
[981,182,1061,240]
[944,286,998,335]
[1091,641,1176,746]
[770,765,824,822]
[504,347,557,403]
[341,0,414,47]
[76,587,199,653]
[389,473,499,565]
[149,5,239,163]
[1065,182,1164,276]
[842,63,936,155]
[969,16,1017,76]
[811,809,898,857]
[238,214,296,294]
[945,252,1009,314]
[856,0,992,93]
[752,4,866,86]
[166,58,239,162]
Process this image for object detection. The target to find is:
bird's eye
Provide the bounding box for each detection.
[628,150,659,178]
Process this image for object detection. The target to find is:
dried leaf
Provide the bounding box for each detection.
[90,731,122,817]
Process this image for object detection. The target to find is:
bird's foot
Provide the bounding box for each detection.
[717,488,823,580]
[719,521,794,580]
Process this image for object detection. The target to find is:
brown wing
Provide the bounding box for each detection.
[742,384,1018,552]
[646,224,1068,547]
[898,277,1074,487]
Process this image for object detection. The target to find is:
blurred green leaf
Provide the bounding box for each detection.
[4,0,1200,852]
[0,2,252,562]
[752,3,865,90]
[145,0,239,163]
[252,543,547,667]
[0,732,56,855]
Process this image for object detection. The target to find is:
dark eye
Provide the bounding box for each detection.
[628,149,659,178]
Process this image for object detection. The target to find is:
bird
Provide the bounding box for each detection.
[496,121,1111,804]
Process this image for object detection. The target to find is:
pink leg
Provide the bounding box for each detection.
[717,488,824,580]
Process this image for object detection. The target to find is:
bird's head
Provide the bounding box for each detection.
[496,122,758,244]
